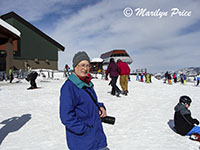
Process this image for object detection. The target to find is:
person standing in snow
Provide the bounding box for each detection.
[196,74,200,86]
[64,64,69,77]
[106,58,121,97]
[180,74,184,84]
[141,73,144,82]
[146,74,150,83]
[164,71,169,83]
[149,74,152,83]
[183,74,187,85]
[117,59,130,96]
[9,66,14,83]
[174,96,200,136]
[168,74,172,84]
[173,73,177,83]
[60,51,109,150]
[136,73,139,81]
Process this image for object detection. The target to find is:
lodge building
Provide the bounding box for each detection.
[0,11,65,76]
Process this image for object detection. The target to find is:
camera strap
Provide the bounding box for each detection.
[83,88,102,114]
[84,87,116,125]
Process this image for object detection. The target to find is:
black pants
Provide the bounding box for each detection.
[197,80,200,86]
[181,78,184,84]
[10,74,14,83]
[174,78,177,83]
[30,72,38,88]
[110,76,120,95]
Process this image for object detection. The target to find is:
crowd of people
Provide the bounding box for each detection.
[164,71,200,86]
[136,72,152,83]
[164,71,178,84]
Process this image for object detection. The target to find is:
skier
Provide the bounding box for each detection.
[174,96,200,141]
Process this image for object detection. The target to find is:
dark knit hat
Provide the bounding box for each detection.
[72,51,90,68]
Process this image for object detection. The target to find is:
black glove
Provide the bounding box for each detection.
[194,119,199,125]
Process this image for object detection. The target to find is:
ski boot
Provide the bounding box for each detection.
[190,133,200,142]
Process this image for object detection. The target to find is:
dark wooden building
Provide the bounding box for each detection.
[0,18,20,76]
[0,11,65,72]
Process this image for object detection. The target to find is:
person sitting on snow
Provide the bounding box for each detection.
[174,96,200,140]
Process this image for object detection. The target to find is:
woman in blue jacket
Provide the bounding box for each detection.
[60,51,109,150]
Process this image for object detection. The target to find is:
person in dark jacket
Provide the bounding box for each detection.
[164,71,169,83]
[168,74,172,84]
[180,74,184,84]
[106,58,121,97]
[174,95,200,136]
[60,51,109,150]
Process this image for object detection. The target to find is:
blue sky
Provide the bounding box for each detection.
[0,0,200,73]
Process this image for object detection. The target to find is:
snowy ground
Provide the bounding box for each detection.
[0,73,200,150]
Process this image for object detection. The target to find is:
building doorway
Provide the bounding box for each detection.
[0,51,6,71]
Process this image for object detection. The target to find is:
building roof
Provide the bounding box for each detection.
[100,49,129,58]
[100,49,133,64]
[0,18,21,38]
[0,11,65,51]
[0,18,20,45]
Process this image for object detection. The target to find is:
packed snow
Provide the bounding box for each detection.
[90,58,104,63]
[0,72,200,150]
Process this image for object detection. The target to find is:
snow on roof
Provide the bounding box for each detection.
[0,18,21,37]
[90,58,104,63]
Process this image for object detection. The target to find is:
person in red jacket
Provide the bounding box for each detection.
[117,59,130,96]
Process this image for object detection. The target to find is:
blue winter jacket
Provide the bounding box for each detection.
[60,73,107,150]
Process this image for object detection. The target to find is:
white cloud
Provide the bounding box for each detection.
[0,0,85,21]
[53,0,200,73]
[1,0,200,73]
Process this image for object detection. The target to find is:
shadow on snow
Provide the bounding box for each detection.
[0,114,32,145]
[167,119,177,133]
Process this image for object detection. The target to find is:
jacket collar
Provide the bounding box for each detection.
[68,73,93,89]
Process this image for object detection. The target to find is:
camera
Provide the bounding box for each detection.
[101,116,116,125]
